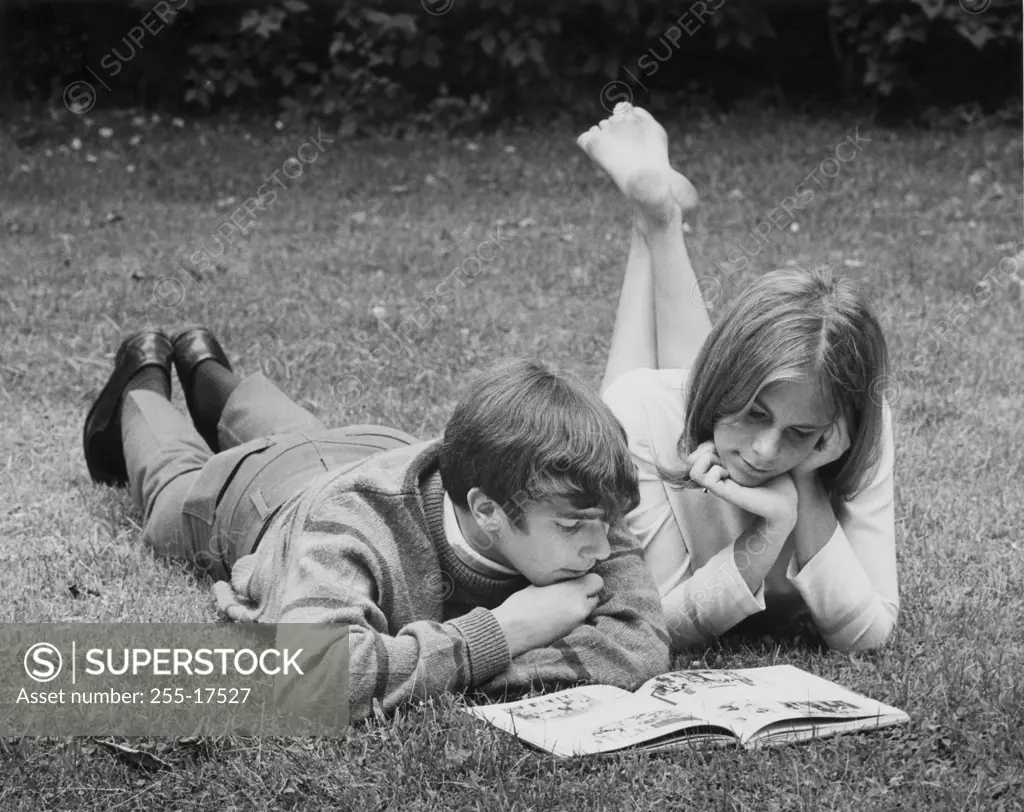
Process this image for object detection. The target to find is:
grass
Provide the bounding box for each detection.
[0,104,1022,811]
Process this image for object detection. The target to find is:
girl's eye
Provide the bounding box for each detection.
[557,522,582,533]
[748,409,767,420]
[790,428,813,440]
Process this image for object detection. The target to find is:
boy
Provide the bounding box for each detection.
[83,328,670,722]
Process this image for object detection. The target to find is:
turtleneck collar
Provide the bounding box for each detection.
[409,442,528,602]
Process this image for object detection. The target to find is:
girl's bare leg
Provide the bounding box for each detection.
[601,214,657,394]
[578,105,712,392]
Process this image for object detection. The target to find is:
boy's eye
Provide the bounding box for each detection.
[748,409,767,420]
[556,521,582,533]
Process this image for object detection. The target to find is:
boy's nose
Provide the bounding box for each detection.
[587,525,612,562]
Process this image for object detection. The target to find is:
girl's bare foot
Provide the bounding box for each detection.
[577,104,698,231]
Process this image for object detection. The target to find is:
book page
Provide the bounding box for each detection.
[464,685,735,758]
[636,666,908,744]
[749,714,910,748]
[636,668,763,710]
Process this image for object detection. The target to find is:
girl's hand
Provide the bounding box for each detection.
[685,441,798,529]
[791,415,851,476]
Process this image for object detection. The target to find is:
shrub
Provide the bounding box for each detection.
[0,0,1018,130]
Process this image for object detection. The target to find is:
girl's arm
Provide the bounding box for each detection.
[785,403,899,651]
[660,516,792,650]
[790,473,838,566]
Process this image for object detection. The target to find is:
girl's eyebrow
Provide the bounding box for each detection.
[752,398,830,431]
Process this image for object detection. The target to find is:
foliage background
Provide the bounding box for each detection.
[1,0,1020,132]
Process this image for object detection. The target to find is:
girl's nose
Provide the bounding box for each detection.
[752,430,781,462]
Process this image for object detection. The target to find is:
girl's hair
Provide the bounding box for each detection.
[658,267,889,507]
[441,358,640,530]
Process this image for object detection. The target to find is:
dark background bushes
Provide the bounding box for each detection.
[0,0,1020,131]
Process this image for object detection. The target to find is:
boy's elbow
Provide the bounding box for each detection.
[612,621,671,688]
[640,623,673,680]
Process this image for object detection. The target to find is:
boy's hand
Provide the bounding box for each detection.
[791,415,851,476]
[492,574,604,659]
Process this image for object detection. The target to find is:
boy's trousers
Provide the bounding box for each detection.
[120,372,417,581]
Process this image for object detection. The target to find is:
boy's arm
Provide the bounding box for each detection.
[480,521,671,695]
[215,498,512,724]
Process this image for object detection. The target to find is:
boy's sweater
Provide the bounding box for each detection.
[212,440,670,722]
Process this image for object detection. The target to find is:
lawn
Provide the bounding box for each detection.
[0,105,1022,811]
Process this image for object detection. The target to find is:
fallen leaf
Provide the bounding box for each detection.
[94,740,172,771]
[66,583,101,599]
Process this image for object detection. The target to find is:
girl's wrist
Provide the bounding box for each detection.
[766,514,797,536]
[791,469,822,491]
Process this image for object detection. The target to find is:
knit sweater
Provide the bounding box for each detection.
[212,439,670,723]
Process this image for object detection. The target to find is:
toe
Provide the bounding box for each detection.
[577,127,601,150]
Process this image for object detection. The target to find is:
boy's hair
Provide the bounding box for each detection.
[440,358,640,530]
[660,268,889,506]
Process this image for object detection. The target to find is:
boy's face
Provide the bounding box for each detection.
[473,494,613,586]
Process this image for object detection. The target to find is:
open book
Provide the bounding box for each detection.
[465,665,909,757]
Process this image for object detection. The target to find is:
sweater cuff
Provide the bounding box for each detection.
[788,523,852,586]
[449,607,511,685]
[669,543,765,642]
[787,523,874,606]
[706,543,767,627]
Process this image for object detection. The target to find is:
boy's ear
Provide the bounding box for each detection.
[466,487,505,532]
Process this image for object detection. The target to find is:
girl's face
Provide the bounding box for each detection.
[712,379,834,487]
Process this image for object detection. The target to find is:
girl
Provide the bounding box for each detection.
[579,104,897,653]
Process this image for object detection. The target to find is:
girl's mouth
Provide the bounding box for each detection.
[738,456,771,476]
